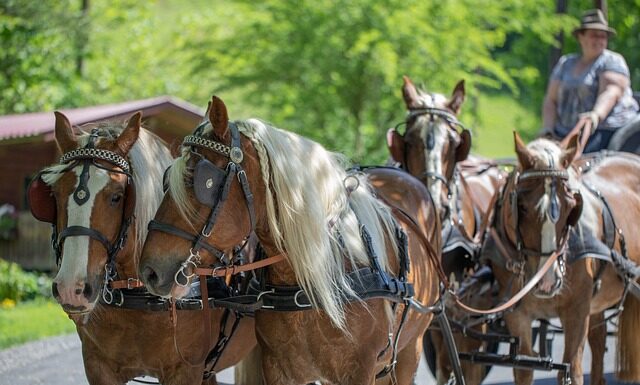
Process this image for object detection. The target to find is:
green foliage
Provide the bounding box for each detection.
[0,298,74,349]
[1,0,638,162]
[0,259,52,302]
[185,0,567,162]
[0,0,87,113]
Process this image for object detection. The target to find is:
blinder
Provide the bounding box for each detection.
[193,159,227,207]
[28,174,56,224]
[28,169,136,224]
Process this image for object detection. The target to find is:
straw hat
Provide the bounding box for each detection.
[572,9,616,36]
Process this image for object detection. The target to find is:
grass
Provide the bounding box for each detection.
[461,93,541,159]
[0,298,75,349]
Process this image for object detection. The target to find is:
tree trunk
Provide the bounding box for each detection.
[548,0,568,74]
[76,0,90,76]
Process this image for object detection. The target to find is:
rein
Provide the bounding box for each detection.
[452,167,574,316]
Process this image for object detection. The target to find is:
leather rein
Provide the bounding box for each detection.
[452,167,573,315]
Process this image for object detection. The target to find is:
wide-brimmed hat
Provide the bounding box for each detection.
[572,9,616,36]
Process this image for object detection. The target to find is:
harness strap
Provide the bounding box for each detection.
[194,254,285,278]
[454,237,567,315]
[59,225,112,252]
[147,220,226,259]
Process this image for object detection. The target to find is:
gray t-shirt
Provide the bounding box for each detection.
[551,49,639,137]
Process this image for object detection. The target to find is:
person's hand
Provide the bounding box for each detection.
[578,111,599,131]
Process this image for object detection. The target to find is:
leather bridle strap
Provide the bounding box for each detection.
[195,254,285,277]
[453,244,564,315]
[147,220,226,259]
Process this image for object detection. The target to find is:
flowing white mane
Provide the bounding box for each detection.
[168,118,400,328]
[42,123,172,257]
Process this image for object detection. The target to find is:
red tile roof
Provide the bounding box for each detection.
[0,96,204,141]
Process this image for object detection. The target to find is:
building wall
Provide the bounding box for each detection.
[0,140,57,210]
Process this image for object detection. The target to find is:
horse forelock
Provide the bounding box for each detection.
[238,119,399,329]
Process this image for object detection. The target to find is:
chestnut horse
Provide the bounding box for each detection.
[28,112,258,385]
[481,132,640,385]
[387,76,505,384]
[139,96,443,384]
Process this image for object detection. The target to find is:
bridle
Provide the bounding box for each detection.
[148,121,258,287]
[27,128,138,305]
[405,106,469,192]
[494,164,581,276]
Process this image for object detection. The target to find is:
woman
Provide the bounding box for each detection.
[541,9,639,153]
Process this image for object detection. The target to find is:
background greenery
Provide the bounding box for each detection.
[0,260,73,349]
[1,0,638,162]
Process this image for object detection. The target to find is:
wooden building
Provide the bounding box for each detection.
[0,96,204,270]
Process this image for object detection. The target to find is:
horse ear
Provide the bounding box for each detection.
[514,131,535,170]
[455,129,471,162]
[402,75,421,109]
[208,96,230,140]
[115,112,141,156]
[54,111,77,154]
[560,132,580,168]
[447,79,465,115]
[387,128,405,165]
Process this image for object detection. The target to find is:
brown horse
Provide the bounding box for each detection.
[387,76,506,384]
[138,96,443,384]
[27,112,258,385]
[481,132,640,385]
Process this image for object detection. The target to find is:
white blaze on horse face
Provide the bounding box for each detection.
[537,177,560,294]
[421,120,448,210]
[53,166,110,301]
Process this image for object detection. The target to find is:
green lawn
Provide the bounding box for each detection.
[462,93,540,159]
[0,298,75,349]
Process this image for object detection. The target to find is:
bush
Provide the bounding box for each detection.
[0,259,52,302]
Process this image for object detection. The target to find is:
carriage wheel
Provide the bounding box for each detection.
[607,115,640,154]
[422,329,498,380]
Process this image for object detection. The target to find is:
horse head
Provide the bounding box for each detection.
[502,132,582,298]
[28,112,161,319]
[140,96,263,299]
[387,76,471,213]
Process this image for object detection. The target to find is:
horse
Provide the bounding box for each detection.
[480,131,640,385]
[387,76,506,384]
[27,112,258,385]
[138,95,443,385]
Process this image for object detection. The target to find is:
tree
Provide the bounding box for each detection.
[185,0,566,162]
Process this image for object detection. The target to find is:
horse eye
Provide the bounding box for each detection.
[111,193,123,206]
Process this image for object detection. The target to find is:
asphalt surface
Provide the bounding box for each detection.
[0,331,637,385]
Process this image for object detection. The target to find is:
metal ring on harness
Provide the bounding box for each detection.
[294,290,312,308]
[256,289,275,309]
[175,249,201,287]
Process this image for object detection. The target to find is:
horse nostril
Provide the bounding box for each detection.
[82,283,93,299]
[52,282,59,298]
[142,265,159,287]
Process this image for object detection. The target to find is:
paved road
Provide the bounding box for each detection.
[0,331,636,385]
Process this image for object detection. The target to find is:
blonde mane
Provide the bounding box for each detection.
[168,119,400,328]
[42,122,172,260]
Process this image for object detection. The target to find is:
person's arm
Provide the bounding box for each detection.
[592,70,628,122]
[540,79,560,136]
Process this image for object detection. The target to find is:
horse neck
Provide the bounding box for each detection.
[254,221,297,286]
